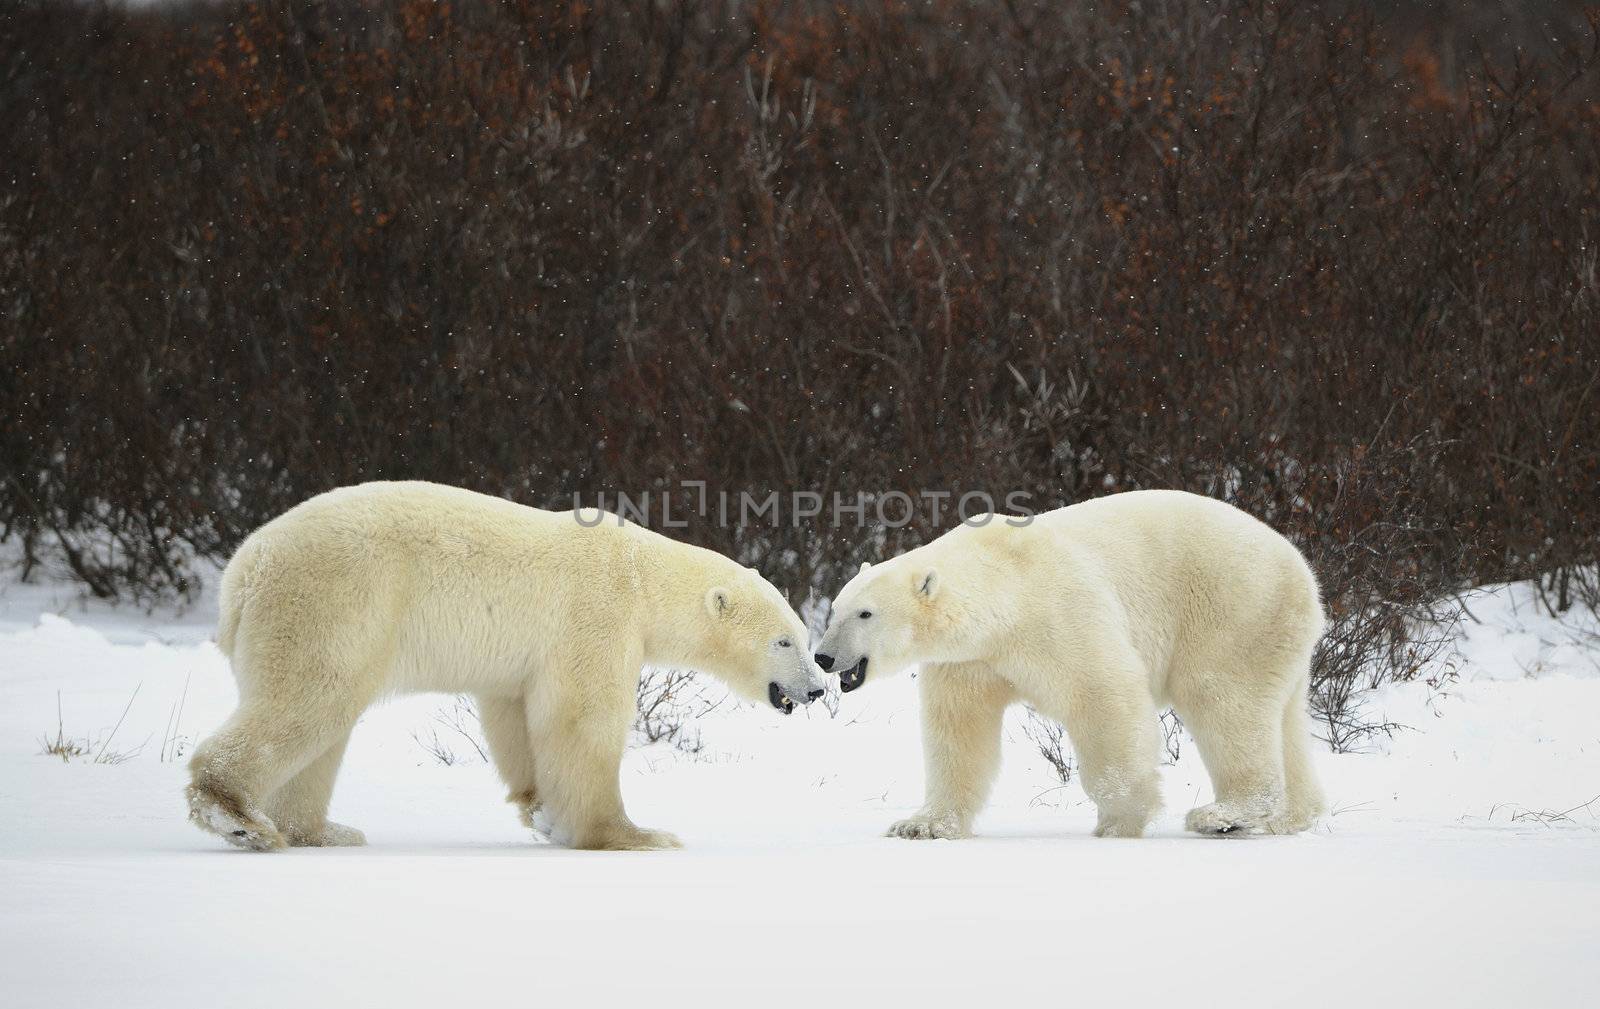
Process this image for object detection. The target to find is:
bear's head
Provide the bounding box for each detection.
[702,569,828,715]
[813,557,944,693]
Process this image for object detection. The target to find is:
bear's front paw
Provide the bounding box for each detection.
[511,790,551,838]
[1091,815,1148,838]
[1185,802,1268,836]
[886,813,967,840]
[187,784,286,852]
[580,825,684,851]
[524,805,553,839]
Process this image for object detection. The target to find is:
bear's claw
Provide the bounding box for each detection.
[887,813,966,840]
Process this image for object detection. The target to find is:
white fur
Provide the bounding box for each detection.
[816,490,1328,839]
[187,481,824,851]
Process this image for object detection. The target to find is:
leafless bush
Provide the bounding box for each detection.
[412,731,463,767]
[1026,708,1181,780]
[635,668,724,754]
[1572,568,1600,619]
[1023,709,1076,786]
[412,696,488,766]
[1159,711,1185,765]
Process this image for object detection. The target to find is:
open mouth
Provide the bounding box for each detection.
[839,658,868,693]
[768,681,796,714]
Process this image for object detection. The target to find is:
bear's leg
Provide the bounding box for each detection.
[1178,690,1290,836]
[187,696,366,852]
[888,662,1013,840]
[267,731,366,847]
[1275,677,1327,834]
[1058,688,1164,838]
[526,676,681,851]
[477,693,543,833]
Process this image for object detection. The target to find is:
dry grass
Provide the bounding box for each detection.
[38,700,90,761]
[1467,795,1600,829]
[158,672,191,763]
[38,687,145,764]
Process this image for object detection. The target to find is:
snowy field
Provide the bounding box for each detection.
[2,566,1598,1008]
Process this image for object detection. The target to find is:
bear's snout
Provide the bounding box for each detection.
[814,652,835,671]
[769,677,828,714]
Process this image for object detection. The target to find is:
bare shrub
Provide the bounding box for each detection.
[1572,568,1600,621]
[412,731,460,767]
[1159,711,1185,765]
[412,696,488,766]
[635,668,724,754]
[1023,709,1076,786]
[1026,708,1181,780]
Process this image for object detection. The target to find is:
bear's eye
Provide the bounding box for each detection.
[777,638,792,648]
[859,610,872,619]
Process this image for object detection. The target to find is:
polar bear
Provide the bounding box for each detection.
[187,481,825,852]
[815,489,1327,839]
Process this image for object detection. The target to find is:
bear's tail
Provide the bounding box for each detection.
[216,599,242,660]
[214,537,260,661]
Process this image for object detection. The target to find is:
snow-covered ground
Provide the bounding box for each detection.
[2,567,1598,1007]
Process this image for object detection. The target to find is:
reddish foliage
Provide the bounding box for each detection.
[1,2,1597,726]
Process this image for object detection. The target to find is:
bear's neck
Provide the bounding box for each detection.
[629,529,731,670]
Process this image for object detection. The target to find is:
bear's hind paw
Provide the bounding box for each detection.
[287,821,367,847]
[1091,815,1151,838]
[887,813,967,840]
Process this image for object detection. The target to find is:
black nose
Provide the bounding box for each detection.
[807,687,825,701]
[815,653,834,671]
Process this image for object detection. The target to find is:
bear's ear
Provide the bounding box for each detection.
[858,561,872,575]
[706,587,734,619]
[915,569,939,599]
